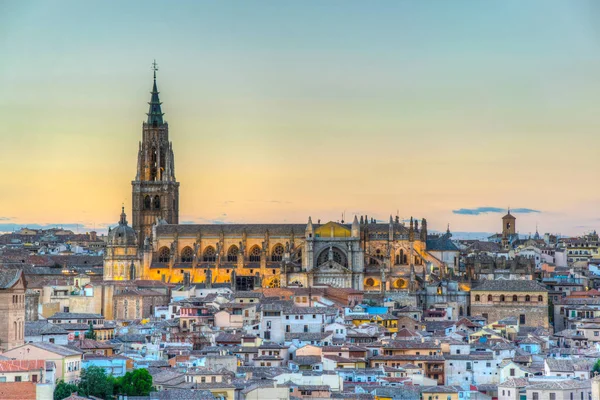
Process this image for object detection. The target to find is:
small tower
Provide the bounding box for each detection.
[502,209,516,249]
[502,209,516,237]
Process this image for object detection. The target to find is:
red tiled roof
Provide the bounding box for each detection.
[0,382,37,399]
[0,360,45,372]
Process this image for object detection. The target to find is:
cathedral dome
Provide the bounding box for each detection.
[108,207,138,247]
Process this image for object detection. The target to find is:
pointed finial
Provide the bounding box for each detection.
[447,223,450,234]
[119,205,127,225]
[152,59,158,80]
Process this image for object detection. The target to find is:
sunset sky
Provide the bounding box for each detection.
[2,1,600,237]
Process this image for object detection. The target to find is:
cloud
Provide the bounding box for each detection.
[453,207,540,216]
[0,217,13,221]
[0,222,111,234]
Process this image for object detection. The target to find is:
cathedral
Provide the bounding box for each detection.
[103,66,455,292]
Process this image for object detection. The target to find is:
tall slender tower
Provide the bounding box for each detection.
[132,61,179,247]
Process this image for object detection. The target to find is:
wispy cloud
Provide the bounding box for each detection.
[0,222,110,234]
[0,217,14,221]
[453,207,540,216]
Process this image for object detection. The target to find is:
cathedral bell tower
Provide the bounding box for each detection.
[132,61,180,247]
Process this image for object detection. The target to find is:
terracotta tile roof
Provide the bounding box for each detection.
[0,382,37,399]
[0,360,45,372]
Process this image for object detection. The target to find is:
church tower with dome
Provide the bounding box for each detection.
[131,61,180,248]
[103,207,142,281]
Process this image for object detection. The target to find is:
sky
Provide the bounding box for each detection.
[1,1,600,236]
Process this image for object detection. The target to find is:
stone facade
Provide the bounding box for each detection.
[141,216,444,291]
[0,269,26,351]
[470,280,549,328]
[112,290,169,320]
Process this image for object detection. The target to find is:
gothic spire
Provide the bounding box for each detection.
[147,60,164,126]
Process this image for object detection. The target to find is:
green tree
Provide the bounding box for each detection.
[115,369,153,396]
[84,321,96,340]
[77,366,114,399]
[53,380,78,400]
[593,359,600,374]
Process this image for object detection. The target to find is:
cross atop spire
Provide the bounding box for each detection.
[147,60,164,126]
[152,59,159,78]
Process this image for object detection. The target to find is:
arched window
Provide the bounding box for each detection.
[399,250,405,264]
[375,249,384,260]
[181,246,194,263]
[150,147,157,181]
[475,295,481,302]
[271,244,284,262]
[144,195,151,210]
[488,294,493,302]
[525,295,531,302]
[317,247,347,267]
[153,195,160,209]
[13,322,16,340]
[249,246,261,262]
[158,247,170,263]
[513,295,518,302]
[500,295,505,302]
[227,245,239,262]
[203,246,216,262]
[538,295,544,302]
[395,255,400,265]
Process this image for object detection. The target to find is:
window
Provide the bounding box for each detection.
[475,295,480,302]
[538,295,544,302]
[271,244,285,262]
[144,195,151,210]
[14,376,21,382]
[500,295,505,302]
[249,246,261,262]
[520,314,526,324]
[488,294,493,302]
[153,195,160,209]
[550,393,556,400]
[532,393,539,400]
[512,295,518,302]
[203,246,216,262]
[510,368,515,376]
[158,247,170,263]
[227,245,239,262]
[525,295,531,302]
[181,247,194,263]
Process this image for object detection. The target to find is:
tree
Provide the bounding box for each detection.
[115,369,153,396]
[84,321,96,340]
[77,366,114,399]
[593,359,600,375]
[53,380,78,400]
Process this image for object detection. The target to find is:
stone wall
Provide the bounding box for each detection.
[470,304,548,328]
